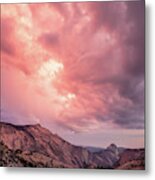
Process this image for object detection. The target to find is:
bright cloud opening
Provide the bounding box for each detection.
[38,59,64,82]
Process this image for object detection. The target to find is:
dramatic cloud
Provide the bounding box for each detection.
[1,1,145,142]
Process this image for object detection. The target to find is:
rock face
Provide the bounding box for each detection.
[0,122,92,168]
[94,143,120,168]
[0,122,145,169]
[115,149,145,170]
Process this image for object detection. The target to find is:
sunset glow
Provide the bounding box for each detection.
[38,59,64,82]
[1,1,145,148]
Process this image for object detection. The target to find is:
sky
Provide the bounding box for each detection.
[1,1,145,148]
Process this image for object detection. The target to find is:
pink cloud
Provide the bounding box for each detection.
[1,1,145,134]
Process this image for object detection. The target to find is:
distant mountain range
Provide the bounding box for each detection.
[0,122,145,169]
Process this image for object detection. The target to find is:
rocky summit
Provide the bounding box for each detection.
[0,122,145,169]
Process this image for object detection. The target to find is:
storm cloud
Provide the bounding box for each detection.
[1,1,145,135]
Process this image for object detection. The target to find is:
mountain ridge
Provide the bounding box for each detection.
[0,121,145,169]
